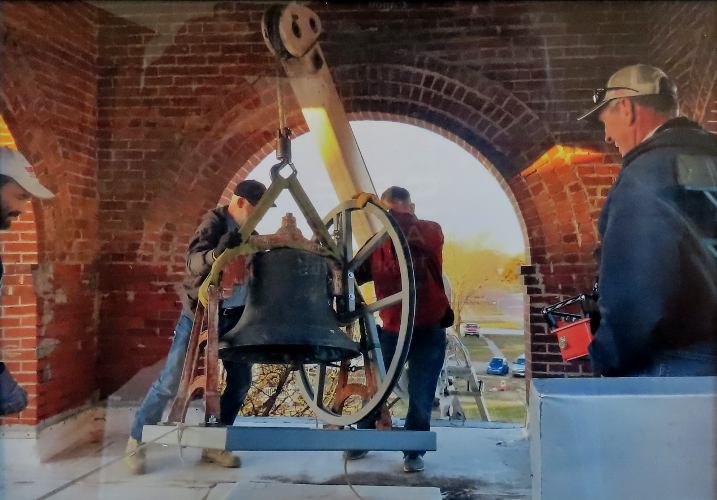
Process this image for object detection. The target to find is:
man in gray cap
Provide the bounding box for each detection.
[578,64,717,376]
[0,147,54,416]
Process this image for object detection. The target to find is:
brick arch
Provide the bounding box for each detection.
[205,58,585,297]
[145,55,604,379]
[218,113,530,256]
[145,53,556,253]
[331,53,556,179]
[214,53,558,193]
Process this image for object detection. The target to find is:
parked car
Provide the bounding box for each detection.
[463,322,481,336]
[486,356,509,376]
[512,354,526,377]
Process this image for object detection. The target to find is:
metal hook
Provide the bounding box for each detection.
[270,127,295,180]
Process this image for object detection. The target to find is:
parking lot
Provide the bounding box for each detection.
[455,333,527,423]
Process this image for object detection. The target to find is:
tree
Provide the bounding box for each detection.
[443,238,525,327]
[499,254,526,290]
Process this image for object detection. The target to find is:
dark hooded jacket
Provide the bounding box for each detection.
[588,118,717,375]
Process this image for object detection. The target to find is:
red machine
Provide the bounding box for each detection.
[542,286,600,362]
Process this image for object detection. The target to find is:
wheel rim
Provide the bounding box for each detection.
[296,199,415,426]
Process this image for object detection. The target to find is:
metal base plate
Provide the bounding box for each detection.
[142,424,436,452]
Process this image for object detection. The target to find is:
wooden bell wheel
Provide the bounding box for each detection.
[296,199,415,426]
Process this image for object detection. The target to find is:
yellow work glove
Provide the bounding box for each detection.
[352,192,390,210]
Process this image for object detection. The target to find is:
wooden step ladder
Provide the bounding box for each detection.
[439,333,490,421]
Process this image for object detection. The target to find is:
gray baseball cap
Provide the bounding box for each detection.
[577,64,677,121]
[0,147,54,199]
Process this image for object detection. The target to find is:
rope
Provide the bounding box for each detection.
[343,453,365,500]
[276,64,286,130]
[177,422,187,464]
[36,424,186,499]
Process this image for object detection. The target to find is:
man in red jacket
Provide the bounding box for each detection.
[349,186,450,473]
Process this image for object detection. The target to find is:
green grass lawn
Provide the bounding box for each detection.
[482,374,525,395]
[397,388,527,423]
[460,335,493,362]
[455,398,486,420]
[484,334,526,362]
[485,400,527,423]
[433,398,526,423]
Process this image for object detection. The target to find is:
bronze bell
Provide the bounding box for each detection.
[219,248,360,364]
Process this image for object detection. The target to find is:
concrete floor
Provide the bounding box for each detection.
[0,408,531,500]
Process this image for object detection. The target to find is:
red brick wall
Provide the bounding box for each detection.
[94,3,284,394]
[2,1,716,421]
[0,1,99,423]
[649,1,717,125]
[0,210,40,426]
[514,147,619,376]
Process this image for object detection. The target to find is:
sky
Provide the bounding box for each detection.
[248,120,525,255]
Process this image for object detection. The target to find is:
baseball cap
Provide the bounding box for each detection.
[0,147,54,199]
[233,179,275,207]
[577,64,677,121]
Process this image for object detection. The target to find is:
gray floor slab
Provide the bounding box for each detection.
[217,482,442,500]
[0,408,531,500]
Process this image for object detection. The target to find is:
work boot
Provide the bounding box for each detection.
[403,454,424,473]
[343,450,369,461]
[124,437,146,475]
[201,448,241,468]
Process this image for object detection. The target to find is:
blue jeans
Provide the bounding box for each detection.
[358,324,446,458]
[0,362,28,416]
[627,347,717,377]
[130,311,252,441]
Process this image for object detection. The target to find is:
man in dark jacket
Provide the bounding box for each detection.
[348,186,450,473]
[126,179,272,473]
[578,64,717,376]
[0,147,54,416]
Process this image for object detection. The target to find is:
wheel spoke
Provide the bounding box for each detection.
[365,292,403,313]
[349,229,388,272]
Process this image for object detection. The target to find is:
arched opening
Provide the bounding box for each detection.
[228,119,529,422]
